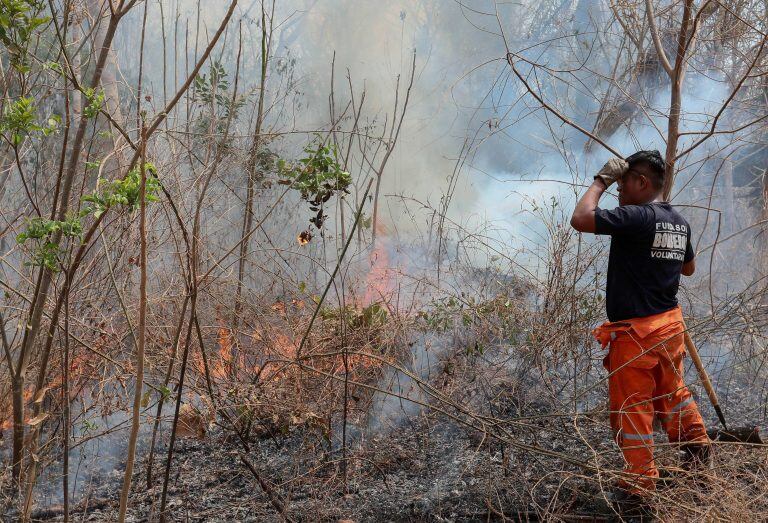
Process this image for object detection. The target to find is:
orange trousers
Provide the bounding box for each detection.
[592,306,708,493]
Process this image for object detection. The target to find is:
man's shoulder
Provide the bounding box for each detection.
[616,203,656,221]
[654,202,691,226]
[610,203,654,215]
[594,203,656,236]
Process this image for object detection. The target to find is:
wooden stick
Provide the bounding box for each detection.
[239,454,295,523]
[683,330,727,429]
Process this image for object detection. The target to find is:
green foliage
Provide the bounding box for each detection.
[254,147,278,177]
[417,296,462,331]
[28,241,60,271]
[194,61,228,106]
[81,419,98,433]
[278,135,352,231]
[193,61,246,123]
[16,215,83,243]
[140,390,151,408]
[0,0,49,72]
[83,87,105,118]
[417,295,507,332]
[357,302,388,329]
[465,341,485,357]
[319,301,389,331]
[159,386,171,400]
[0,96,59,145]
[278,136,352,203]
[17,163,161,271]
[42,60,62,73]
[82,163,160,218]
[16,215,83,271]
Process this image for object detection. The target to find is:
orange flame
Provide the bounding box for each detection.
[0,388,33,431]
[362,222,395,307]
[297,230,312,245]
[246,328,298,378]
[213,327,234,379]
[0,352,94,431]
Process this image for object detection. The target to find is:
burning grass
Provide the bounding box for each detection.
[4,232,768,521]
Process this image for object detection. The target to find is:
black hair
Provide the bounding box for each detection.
[626,149,665,190]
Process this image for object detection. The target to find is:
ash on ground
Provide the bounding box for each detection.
[26,376,768,522]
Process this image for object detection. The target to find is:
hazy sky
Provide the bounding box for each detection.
[122,0,742,255]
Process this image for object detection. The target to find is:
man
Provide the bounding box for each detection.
[570,150,710,500]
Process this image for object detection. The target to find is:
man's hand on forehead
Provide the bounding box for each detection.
[595,158,629,188]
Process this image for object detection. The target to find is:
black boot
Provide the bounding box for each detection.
[656,467,676,489]
[608,488,656,521]
[681,443,711,470]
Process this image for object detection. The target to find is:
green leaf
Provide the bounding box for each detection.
[141,390,151,408]
[160,386,171,400]
[83,87,105,118]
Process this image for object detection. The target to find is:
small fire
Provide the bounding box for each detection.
[0,389,32,431]
[362,222,395,307]
[297,230,312,245]
[214,326,234,379]
[248,328,298,374]
[331,352,377,372]
[194,323,302,382]
[191,325,237,381]
[0,353,94,431]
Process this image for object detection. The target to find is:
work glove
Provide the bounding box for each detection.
[594,158,629,188]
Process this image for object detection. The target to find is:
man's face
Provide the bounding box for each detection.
[617,164,654,206]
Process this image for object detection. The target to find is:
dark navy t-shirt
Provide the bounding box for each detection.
[594,202,694,322]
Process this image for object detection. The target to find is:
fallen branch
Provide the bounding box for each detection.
[239,453,295,523]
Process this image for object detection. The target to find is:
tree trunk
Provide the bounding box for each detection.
[662,0,694,201]
[12,0,123,496]
[233,1,271,363]
[593,3,718,144]
[11,375,24,485]
[117,124,148,522]
[86,0,126,173]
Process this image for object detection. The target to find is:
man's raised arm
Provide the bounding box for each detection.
[570,179,606,233]
[570,158,628,234]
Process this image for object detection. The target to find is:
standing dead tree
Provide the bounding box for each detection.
[233,0,275,364]
[497,1,767,205]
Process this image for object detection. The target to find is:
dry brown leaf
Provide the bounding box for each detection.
[33,386,51,405]
[27,413,49,426]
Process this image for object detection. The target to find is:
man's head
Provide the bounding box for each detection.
[617,150,665,206]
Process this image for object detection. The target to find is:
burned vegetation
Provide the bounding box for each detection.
[2,0,768,522]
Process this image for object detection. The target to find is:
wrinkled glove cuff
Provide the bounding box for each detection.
[594,174,613,188]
